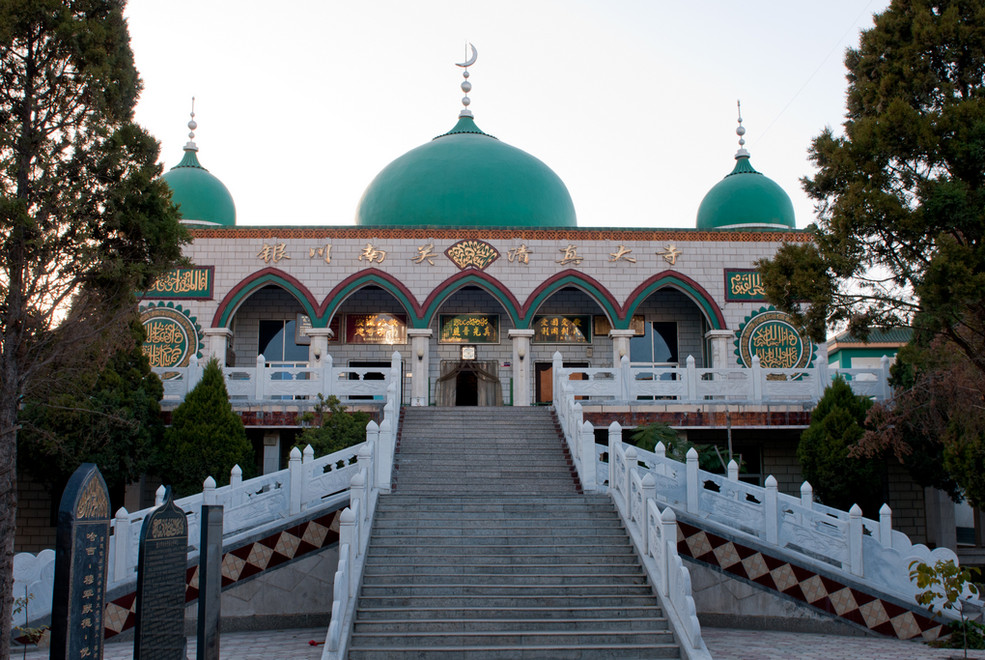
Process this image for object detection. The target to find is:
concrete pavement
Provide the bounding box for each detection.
[14,626,985,659]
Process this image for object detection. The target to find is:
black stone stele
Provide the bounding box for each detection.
[50,463,111,660]
[134,486,188,659]
[197,504,223,660]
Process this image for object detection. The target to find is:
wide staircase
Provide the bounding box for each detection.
[347,406,682,659]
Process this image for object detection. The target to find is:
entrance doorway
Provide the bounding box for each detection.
[535,361,589,404]
[456,370,479,406]
[437,360,502,406]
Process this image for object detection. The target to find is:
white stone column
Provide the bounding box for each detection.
[306,327,335,366]
[509,329,535,407]
[609,329,636,368]
[203,328,234,368]
[407,329,433,407]
[705,329,735,368]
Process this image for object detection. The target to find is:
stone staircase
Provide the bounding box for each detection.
[347,406,681,659]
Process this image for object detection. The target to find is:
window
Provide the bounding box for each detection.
[630,322,678,365]
[259,319,309,362]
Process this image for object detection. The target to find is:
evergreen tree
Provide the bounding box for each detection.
[294,394,371,458]
[0,0,186,644]
[798,378,882,514]
[157,358,253,496]
[18,317,165,504]
[757,0,985,367]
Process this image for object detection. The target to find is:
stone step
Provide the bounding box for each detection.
[356,594,660,609]
[363,561,643,575]
[365,543,634,557]
[359,583,656,598]
[361,573,649,587]
[354,605,667,621]
[347,644,679,659]
[348,629,675,647]
[370,518,624,530]
[363,553,639,566]
[353,616,668,633]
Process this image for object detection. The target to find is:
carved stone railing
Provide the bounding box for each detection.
[12,353,402,630]
[553,353,892,405]
[604,419,964,611]
[154,351,403,404]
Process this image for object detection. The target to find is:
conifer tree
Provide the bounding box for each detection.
[157,358,254,496]
[798,378,882,514]
[0,1,186,647]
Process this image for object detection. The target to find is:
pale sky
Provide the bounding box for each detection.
[124,1,891,229]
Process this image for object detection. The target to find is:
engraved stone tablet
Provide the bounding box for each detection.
[50,463,111,660]
[134,486,188,659]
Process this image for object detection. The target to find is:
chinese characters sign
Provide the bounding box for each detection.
[345,313,407,345]
[734,307,814,369]
[725,269,767,301]
[532,315,592,344]
[439,314,500,344]
[141,267,213,300]
[140,304,202,368]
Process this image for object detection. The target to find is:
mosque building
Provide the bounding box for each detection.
[139,48,948,544]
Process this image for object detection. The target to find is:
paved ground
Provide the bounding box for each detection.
[14,626,985,659]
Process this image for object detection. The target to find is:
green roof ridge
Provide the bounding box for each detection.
[172,149,206,170]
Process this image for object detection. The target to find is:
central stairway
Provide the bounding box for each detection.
[347,407,682,659]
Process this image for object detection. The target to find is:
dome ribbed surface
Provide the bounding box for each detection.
[696,156,795,230]
[162,150,236,227]
[356,117,576,228]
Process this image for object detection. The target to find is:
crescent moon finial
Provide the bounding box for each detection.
[456,42,477,68]
[456,43,477,118]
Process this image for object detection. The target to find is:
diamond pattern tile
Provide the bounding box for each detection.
[675,520,947,642]
[103,509,343,639]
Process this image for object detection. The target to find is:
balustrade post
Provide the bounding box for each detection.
[624,446,637,511]
[203,476,217,506]
[640,473,656,554]
[322,353,334,398]
[620,355,631,401]
[111,507,130,583]
[571,400,582,458]
[350,473,366,555]
[800,481,814,509]
[303,445,315,464]
[339,508,356,594]
[816,342,831,402]
[155,485,166,506]
[379,416,393,490]
[879,504,893,547]
[751,355,763,402]
[255,353,266,400]
[366,420,383,490]
[608,422,621,491]
[580,421,596,491]
[727,459,739,482]
[358,443,375,509]
[685,448,699,514]
[230,464,242,489]
[686,355,697,401]
[552,351,563,401]
[765,475,778,545]
[655,441,666,477]
[849,504,864,576]
[289,446,303,514]
[659,507,677,596]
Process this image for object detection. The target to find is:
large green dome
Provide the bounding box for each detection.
[162,149,236,227]
[356,116,576,228]
[696,154,795,230]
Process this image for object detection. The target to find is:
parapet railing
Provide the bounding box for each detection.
[12,353,403,630]
[606,428,964,611]
[153,351,403,404]
[553,352,892,405]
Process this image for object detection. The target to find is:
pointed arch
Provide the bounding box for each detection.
[420,271,522,329]
[321,268,421,327]
[623,271,726,330]
[520,270,620,329]
[212,268,319,328]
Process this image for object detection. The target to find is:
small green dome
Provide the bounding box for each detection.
[356,116,576,228]
[696,155,795,230]
[162,149,236,227]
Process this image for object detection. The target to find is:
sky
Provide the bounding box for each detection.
[124,0,892,230]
